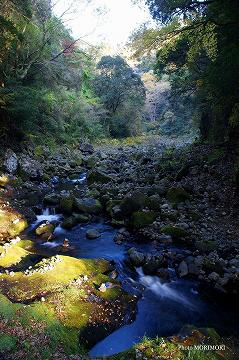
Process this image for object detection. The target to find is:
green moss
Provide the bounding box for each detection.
[0,174,10,187]
[0,334,18,351]
[0,210,28,238]
[166,187,190,204]
[0,242,30,268]
[131,211,158,228]
[195,240,217,252]
[0,256,110,302]
[161,225,188,239]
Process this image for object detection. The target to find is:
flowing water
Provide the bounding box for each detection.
[25,175,239,358]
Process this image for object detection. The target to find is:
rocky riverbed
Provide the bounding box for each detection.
[0,139,239,359]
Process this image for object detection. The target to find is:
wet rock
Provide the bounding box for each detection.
[4,149,18,174]
[86,229,101,240]
[157,268,170,281]
[128,248,145,267]
[74,198,102,214]
[142,255,168,275]
[35,221,55,240]
[44,193,60,206]
[61,216,78,230]
[178,261,188,277]
[158,234,173,244]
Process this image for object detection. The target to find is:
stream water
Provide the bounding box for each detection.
[25,175,239,358]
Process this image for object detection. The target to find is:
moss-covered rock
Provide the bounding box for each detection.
[0,210,28,239]
[161,225,188,239]
[0,240,34,268]
[166,187,190,204]
[110,326,230,360]
[131,211,158,229]
[0,174,10,187]
[0,251,136,356]
[35,222,55,240]
[87,170,114,185]
[59,194,74,214]
[74,197,103,214]
[120,190,148,217]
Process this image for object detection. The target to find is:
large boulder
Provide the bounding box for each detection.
[35,221,56,240]
[128,248,145,267]
[59,193,74,214]
[86,229,101,240]
[87,170,114,185]
[178,261,189,277]
[18,154,43,180]
[142,255,168,275]
[61,213,90,229]
[74,198,103,214]
[120,190,148,217]
[4,149,18,174]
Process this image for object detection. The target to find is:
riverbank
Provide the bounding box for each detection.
[0,138,239,359]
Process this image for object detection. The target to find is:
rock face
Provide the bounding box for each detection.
[4,149,18,174]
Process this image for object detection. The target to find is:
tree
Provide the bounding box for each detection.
[133,0,239,144]
[93,55,146,137]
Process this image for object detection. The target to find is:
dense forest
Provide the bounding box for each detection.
[0,1,239,360]
[1,0,239,147]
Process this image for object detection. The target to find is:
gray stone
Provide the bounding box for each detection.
[4,149,18,174]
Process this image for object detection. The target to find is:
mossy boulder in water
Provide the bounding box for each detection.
[131,211,158,229]
[74,197,103,214]
[35,221,55,240]
[166,187,190,204]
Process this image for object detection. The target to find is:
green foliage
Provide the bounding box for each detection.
[93,55,146,138]
[0,0,115,145]
[134,0,239,144]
